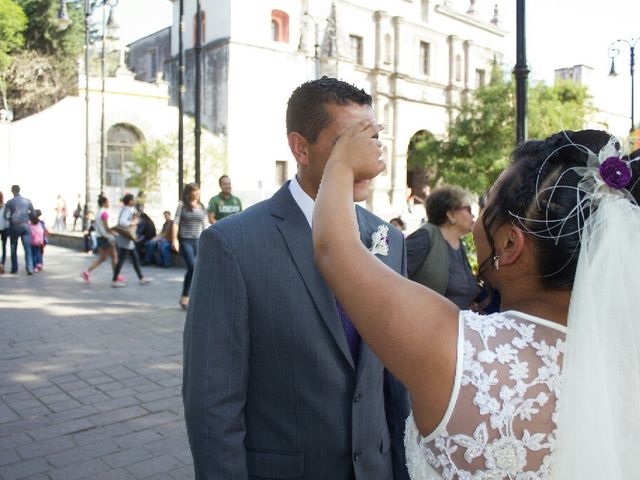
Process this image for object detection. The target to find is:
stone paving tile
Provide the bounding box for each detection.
[0,447,20,466]
[47,458,112,480]
[0,456,50,480]
[0,246,195,480]
[169,465,195,480]
[14,436,76,460]
[125,454,183,479]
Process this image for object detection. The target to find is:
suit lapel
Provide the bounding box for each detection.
[272,185,356,370]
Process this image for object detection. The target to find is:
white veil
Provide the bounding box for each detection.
[553,138,640,478]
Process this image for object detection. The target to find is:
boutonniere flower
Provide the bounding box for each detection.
[370,225,389,256]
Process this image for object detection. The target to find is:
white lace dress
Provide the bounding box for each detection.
[404,310,566,479]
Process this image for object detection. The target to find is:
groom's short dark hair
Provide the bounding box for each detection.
[286,77,372,144]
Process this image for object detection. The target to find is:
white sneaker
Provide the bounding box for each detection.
[139,278,152,285]
[111,280,127,288]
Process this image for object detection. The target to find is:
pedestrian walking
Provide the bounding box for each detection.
[4,185,35,275]
[172,183,207,310]
[72,194,82,231]
[28,210,47,272]
[111,193,151,287]
[0,191,8,274]
[81,196,123,284]
[53,195,67,232]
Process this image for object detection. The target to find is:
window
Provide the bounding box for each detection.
[106,125,140,188]
[419,41,430,75]
[384,34,392,65]
[275,160,288,186]
[455,54,462,81]
[149,48,157,81]
[271,9,289,43]
[476,68,486,88]
[192,10,206,45]
[349,35,363,65]
[421,0,429,22]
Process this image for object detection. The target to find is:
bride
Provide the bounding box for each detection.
[313,125,640,479]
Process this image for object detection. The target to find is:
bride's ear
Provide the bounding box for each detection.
[494,224,525,268]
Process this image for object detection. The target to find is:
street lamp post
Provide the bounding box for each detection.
[178,0,185,199]
[513,0,529,145]
[59,0,117,229]
[301,10,337,80]
[194,0,202,186]
[609,37,639,133]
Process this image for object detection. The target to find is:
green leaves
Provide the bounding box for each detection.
[127,139,174,192]
[0,0,27,71]
[408,62,592,194]
[3,0,84,118]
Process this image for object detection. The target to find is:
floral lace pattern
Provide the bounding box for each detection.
[405,311,566,479]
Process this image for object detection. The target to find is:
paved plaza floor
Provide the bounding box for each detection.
[0,246,194,480]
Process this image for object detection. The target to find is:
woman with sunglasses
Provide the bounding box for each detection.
[406,185,479,309]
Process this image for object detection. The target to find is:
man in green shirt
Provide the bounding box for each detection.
[207,175,243,224]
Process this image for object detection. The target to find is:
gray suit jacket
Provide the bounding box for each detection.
[183,182,410,479]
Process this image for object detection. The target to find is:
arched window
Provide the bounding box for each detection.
[106,124,141,188]
[271,9,289,43]
[192,10,206,46]
[455,54,462,82]
[384,34,392,65]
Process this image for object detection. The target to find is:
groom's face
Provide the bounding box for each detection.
[306,102,376,202]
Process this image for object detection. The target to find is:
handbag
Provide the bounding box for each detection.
[112,224,136,241]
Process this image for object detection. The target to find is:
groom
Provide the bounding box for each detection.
[183,78,410,479]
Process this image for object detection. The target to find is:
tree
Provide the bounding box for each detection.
[0,0,27,109]
[4,0,84,118]
[127,138,174,193]
[409,62,593,194]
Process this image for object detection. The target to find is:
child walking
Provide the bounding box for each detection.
[28,210,47,272]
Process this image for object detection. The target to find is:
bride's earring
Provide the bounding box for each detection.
[493,255,500,271]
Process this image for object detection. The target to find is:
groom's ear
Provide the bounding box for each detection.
[288,132,310,166]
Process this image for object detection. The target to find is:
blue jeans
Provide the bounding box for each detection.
[0,228,8,268]
[179,238,198,297]
[144,238,172,267]
[9,223,33,273]
[31,245,43,268]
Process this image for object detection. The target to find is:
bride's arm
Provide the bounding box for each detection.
[313,121,459,430]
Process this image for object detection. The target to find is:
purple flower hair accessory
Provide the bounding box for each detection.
[599,156,632,189]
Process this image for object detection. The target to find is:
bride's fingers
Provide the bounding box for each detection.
[342,120,384,141]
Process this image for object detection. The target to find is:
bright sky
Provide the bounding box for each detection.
[112,0,640,125]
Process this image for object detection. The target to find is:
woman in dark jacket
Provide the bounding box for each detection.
[406,185,480,309]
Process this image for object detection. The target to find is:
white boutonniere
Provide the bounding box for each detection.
[369,225,389,256]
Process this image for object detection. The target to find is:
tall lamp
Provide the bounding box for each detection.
[513,0,529,145]
[58,0,117,230]
[609,37,639,134]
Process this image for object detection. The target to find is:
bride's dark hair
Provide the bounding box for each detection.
[479,130,640,290]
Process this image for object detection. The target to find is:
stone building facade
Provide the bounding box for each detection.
[136,0,508,219]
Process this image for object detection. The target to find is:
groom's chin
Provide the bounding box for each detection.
[353,180,370,203]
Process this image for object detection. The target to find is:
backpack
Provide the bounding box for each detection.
[29,223,44,246]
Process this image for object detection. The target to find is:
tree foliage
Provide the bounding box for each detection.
[0,0,27,109]
[409,63,593,194]
[127,138,174,193]
[0,0,26,70]
[4,0,84,118]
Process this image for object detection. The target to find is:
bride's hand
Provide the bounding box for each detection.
[328,120,385,180]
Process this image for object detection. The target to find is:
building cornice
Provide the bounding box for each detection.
[435,5,507,37]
